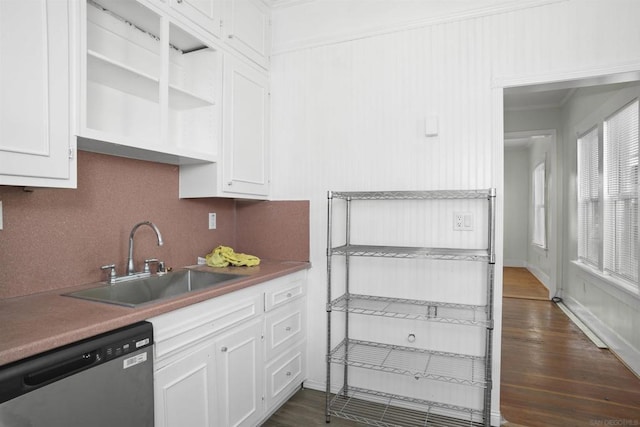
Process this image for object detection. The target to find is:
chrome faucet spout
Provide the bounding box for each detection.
[126,221,163,275]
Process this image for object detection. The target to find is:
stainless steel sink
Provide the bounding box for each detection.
[65,269,244,307]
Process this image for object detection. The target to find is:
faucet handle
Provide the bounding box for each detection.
[143,258,159,274]
[100,264,117,285]
[157,260,167,274]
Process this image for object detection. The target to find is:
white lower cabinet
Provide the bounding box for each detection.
[155,342,216,427]
[214,318,264,427]
[149,270,307,427]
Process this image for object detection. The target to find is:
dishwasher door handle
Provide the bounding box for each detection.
[23,350,99,387]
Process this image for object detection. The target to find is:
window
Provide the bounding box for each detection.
[577,127,600,267]
[604,100,639,283]
[577,99,639,287]
[532,161,546,248]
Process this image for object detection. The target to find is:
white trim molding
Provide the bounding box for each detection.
[563,294,640,377]
[272,0,567,55]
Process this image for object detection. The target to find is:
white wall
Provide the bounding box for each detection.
[269,0,640,423]
[503,147,529,266]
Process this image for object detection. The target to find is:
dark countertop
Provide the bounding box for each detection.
[0,260,310,367]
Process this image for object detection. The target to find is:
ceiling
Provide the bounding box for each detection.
[503,88,574,112]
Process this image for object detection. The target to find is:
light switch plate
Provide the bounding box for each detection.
[208,212,216,230]
[0,201,3,230]
[425,115,439,137]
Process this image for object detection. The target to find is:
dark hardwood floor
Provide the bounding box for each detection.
[501,298,640,426]
[501,268,640,426]
[503,267,549,300]
[264,269,640,426]
[262,388,361,426]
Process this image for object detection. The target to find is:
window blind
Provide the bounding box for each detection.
[604,99,639,283]
[577,127,600,267]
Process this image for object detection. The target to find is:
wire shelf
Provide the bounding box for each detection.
[329,339,486,387]
[330,245,491,262]
[331,294,488,326]
[329,189,494,200]
[328,386,484,427]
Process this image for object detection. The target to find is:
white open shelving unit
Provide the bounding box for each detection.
[325,189,496,427]
[80,0,221,164]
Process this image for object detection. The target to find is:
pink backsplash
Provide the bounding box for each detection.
[0,151,309,299]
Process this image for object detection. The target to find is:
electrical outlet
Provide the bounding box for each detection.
[208,212,216,230]
[0,201,3,230]
[453,212,473,231]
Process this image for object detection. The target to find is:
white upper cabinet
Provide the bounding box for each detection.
[78,0,222,165]
[222,55,270,196]
[179,54,269,198]
[167,0,222,39]
[74,0,271,197]
[223,0,270,69]
[0,0,77,188]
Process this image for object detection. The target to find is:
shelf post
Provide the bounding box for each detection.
[343,197,351,396]
[484,188,496,427]
[325,191,333,423]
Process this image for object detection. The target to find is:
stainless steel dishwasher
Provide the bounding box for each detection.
[0,321,154,427]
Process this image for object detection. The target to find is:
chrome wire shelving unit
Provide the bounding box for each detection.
[325,189,496,427]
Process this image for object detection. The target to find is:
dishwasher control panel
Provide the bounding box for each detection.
[103,333,151,362]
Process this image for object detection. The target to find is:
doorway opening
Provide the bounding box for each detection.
[498,67,640,425]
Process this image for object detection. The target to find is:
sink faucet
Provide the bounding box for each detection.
[126,221,163,275]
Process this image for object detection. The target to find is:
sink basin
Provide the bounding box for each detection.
[65,269,244,307]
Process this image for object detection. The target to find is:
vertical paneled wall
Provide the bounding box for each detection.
[270,0,640,421]
[270,7,497,419]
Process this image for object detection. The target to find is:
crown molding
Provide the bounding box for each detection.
[272,0,566,55]
[268,0,316,9]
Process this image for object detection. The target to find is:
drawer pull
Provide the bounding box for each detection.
[221,346,228,352]
[286,292,292,298]
[286,371,292,376]
[285,326,292,332]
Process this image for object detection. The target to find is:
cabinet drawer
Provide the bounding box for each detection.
[151,293,262,360]
[265,342,305,410]
[265,299,305,360]
[264,272,306,312]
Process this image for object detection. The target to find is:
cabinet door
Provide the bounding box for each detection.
[0,0,76,188]
[223,0,270,68]
[222,55,270,196]
[154,342,216,427]
[214,318,264,427]
[169,0,222,38]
